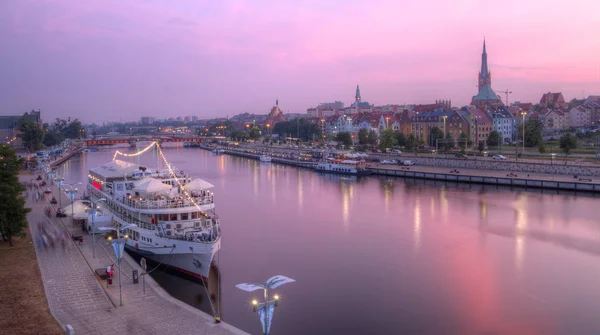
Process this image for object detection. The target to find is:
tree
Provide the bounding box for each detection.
[43,130,63,147]
[522,120,543,147]
[379,128,398,150]
[478,140,485,152]
[559,133,577,155]
[334,132,352,146]
[64,119,83,139]
[358,128,369,145]
[487,131,500,147]
[405,134,417,152]
[249,126,261,140]
[367,130,378,146]
[272,119,321,142]
[443,133,454,151]
[18,117,44,152]
[538,141,546,153]
[429,127,443,147]
[0,145,30,246]
[395,132,406,147]
[458,132,468,150]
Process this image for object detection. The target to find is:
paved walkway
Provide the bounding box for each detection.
[23,175,246,335]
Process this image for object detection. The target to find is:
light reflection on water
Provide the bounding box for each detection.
[59,147,600,335]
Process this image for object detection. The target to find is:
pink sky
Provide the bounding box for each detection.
[1,0,599,123]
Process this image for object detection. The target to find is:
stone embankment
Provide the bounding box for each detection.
[396,156,600,177]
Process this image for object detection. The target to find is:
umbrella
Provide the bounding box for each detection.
[183,178,214,190]
[133,177,172,195]
[63,201,90,220]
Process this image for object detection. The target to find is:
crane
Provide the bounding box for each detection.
[496,89,512,106]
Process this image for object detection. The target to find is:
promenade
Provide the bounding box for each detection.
[23,174,246,335]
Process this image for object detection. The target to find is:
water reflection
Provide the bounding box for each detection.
[414,197,421,252]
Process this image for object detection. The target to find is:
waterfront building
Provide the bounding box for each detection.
[487,107,516,143]
[265,100,287,126]
[471,108,493,146]
[410,109,464,145]
[471,40,503,108]
[540,92,567,109]
[349,85,373,114]
[541,109,569,132]
[140,116,155,125]
[0,109,42,148]
[391,110,414,136]
[569,106,593,128]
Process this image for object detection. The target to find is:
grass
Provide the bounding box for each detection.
[0,233,63,335]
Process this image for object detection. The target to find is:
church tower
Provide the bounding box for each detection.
[478,39,492,91]
[355,85,361,103]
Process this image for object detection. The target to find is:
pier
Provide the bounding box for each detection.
[24,173,247,334]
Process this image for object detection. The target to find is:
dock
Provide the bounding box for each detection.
[24,173,248,335]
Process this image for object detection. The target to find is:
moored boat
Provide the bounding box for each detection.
[259,155,272,162]
[86,143,220,279]
[315,159,371,176]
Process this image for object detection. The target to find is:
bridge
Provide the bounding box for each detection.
[84,135,203,147]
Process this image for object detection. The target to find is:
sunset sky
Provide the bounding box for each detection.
[1,0,599,123]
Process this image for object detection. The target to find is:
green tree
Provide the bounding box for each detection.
[444,133,454,151]
[429,127,443,147]
[358,128,369,145]
[538,141,546,153]
[517,120,543,147]
[18,117,44,152]
[458,132,468,150]
[478,140,485,152]
[368,130,378,146]
[0,145,30,246]
[487,131,500,147]
[395,132,406,147]
[249,126,261,140]
[405,134,417,152]
[43,130,63,147]
[379,128,398,150]
[334,132,352,146]
[272,119,321,142]
[559,133,577,155]
[64,119,83,139]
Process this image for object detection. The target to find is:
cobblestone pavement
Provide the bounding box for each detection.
[23,175,246,335]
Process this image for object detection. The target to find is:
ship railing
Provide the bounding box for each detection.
[88,185,214,209]
[156,218,220,243]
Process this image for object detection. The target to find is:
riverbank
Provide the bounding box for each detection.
[0,231,63,335]
[22,169,247,334]
[200,144,600,193]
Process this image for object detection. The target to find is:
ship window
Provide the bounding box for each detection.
[181,213,189,220]
[158,214,169,221]
[169,213,177,221]
[166,224,171,229]
[191,212,199,219]
[195,222,200,227]
[166,231,172,236]
[176,224,182,229]
[116,184,123,191]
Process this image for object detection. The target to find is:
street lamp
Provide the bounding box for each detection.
[64,182,82,216]
[54,176,64,208]
[442,115,447,136]
[99,223,136,307]
[551,153,556,166]
[90,198,107,258]
[520,111,527,157]
[386,117,390,128]
[236,275,296,335]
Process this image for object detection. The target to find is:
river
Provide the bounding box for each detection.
[55,145,600,334]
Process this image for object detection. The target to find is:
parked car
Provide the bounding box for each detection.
[455,153,467,158]
[492,155,507,160]
[402,160,415,166]
[381,159,398,165]
[391,149,402,154]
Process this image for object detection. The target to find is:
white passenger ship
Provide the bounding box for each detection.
[315,159,372,176]
[86,144,220,279]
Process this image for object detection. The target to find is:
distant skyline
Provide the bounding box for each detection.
[1,0,599,124]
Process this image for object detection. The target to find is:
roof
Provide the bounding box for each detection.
[90,160,138,179]
[471,108,492,123]
[540,92,565,104]
[472,84,501,101]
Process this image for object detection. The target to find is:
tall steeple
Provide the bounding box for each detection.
[355,85,361,103]
[478,39,491,91]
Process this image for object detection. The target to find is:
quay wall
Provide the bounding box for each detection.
[388,156,600,177]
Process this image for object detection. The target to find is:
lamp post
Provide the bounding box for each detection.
[386,117,390,129]
[54,176,64,208]
[551,153,556,166]
[90,198,107,258]
[99,223,135,307]
[236,275,296,335]
[521,111,527,157]
[64,182,82,215]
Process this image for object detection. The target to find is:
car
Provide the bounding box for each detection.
[492,155,507,160]
[402,160,415,166]
[381,159,398,165]
[455,153,467,158]
[391,149,402,154]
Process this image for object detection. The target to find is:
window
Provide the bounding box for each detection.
[181,213,189,220]
[116,184,123,191]
[176,224,182,229]
[169,213,177,221]
[158,214,169,221]
[166,224,171,229]
[191,212,199,219]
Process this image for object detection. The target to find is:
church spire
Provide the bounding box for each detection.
[355,85,361,102]
[480,38,489,77]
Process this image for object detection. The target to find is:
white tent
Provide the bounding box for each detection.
[62,201,90,220]
[184,178,214,190]
[133,177,172,195]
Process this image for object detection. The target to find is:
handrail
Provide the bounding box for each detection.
[87,185,214,210]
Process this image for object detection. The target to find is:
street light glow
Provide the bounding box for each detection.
[252,300,258,306]
[274,295,279,300]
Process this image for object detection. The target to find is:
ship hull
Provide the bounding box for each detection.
[125,244,215,279]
